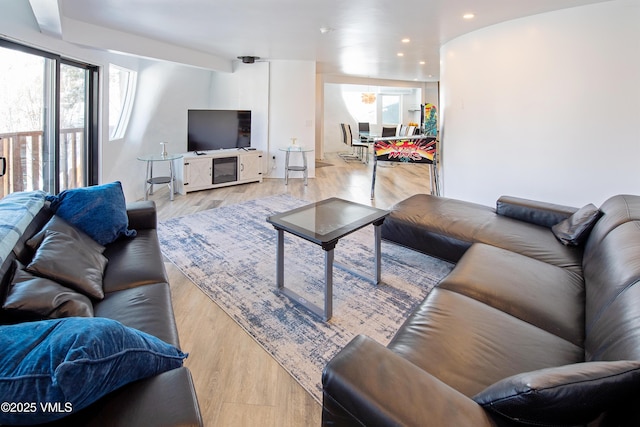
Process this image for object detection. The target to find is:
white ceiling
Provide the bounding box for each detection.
[50,0,608,82]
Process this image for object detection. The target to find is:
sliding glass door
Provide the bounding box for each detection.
[0,39,98,197]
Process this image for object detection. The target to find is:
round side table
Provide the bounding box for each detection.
[279,147,313,186]
[137,153,183,201]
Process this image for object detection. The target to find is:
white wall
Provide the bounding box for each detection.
[104,61,213,200]
[0,0,218,201]
[320,75,438,156]
[209,61,269,154]
[268,60,317,179]
[440,1,640,207]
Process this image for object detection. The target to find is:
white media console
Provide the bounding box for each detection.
[175,148,263,194]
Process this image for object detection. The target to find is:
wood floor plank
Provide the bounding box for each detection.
[153,153,432,426]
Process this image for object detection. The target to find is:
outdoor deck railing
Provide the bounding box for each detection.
[0,128,84,198]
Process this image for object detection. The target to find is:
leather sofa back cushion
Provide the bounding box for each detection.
[473,361,640,426]
[26,230,107,300]
[551,203,601,246]
[583,221,640,334]
[27,214,105,255]
[3,261,93,319]
[496,196,577,228]
[584,194,640,251]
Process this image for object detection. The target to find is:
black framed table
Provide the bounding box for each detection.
[266,198,389,321]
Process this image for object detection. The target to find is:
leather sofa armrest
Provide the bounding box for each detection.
[496,196,578,228]
[126,201,157,230]
[322,335,496,427]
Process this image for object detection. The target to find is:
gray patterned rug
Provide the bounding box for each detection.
[157,195,453,403]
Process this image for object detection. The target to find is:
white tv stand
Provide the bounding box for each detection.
[175,148,263,194]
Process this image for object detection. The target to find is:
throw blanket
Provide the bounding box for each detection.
[0,191,46,265]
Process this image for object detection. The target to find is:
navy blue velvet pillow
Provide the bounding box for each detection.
[46,181,136,245]
[0,317,187,425]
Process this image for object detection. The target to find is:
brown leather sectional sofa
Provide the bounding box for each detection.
[0,200,202,426]
[322,194,640,426]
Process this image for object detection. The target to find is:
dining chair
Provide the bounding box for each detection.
[346,124,370,164]
[339,123,361,162]
[358,122,370,143]
[381,126,396,137]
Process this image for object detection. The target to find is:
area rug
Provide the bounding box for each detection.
[157,195,454,403]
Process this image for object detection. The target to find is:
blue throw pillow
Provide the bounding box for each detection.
[45,182,136,245]
[0,317,187,425]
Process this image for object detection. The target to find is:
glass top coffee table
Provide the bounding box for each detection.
[266,198,389,321]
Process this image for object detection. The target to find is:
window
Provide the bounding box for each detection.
[381,95,401,125]
[0,39,98,197]
[109,65,136,140]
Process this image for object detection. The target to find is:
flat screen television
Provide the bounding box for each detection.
[187,109,251,151]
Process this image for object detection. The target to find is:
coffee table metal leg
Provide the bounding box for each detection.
[275,227,334,321]
[374,223,382,285]
[276,229,284,290]
[334,223,384,285]
[324,248,334,321]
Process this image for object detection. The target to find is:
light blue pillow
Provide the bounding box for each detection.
[0,317,186,425]
[45,181,136,245]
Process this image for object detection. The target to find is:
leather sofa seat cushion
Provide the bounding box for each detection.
[382,195,497,262]
[94,283,180,349]
[387,288,584,397]
[440,244,585,346]
[102,229,168,293]
[382,194,583,272]
[52,367,203,427]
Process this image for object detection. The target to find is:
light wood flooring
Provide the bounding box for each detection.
[150,153,433,426]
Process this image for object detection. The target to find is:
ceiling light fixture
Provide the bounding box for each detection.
[319,26,334,34]
[237,56,260,64]
[397,52,404,57]
[419,61,426,65]
[361,93,376,104]
[401,38,410,43]
[463,13,475,19]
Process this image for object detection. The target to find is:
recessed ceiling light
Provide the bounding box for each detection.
[419,61,426,65]
[397,52,404,57]
[463,13,475,20]
[401,38,410,43]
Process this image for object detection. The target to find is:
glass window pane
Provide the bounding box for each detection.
[0,46,48,197]
[109,64,136,140]
[59,63,87,190]
[381,95,401,125]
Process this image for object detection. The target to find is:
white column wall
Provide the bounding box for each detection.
[268,60,317,179]
[440,1,640,207]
